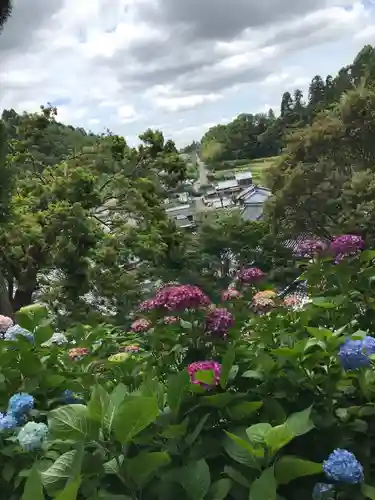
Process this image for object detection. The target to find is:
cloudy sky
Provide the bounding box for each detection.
[1,0,375,146]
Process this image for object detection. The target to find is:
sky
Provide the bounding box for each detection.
[1,0,375,147]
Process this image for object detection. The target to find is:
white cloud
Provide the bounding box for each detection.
[0,0,374,146]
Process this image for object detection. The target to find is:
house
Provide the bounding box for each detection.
[235,171,253,187]
[215,179,241,196]
[235,185,271,221]
[165,204,196,228]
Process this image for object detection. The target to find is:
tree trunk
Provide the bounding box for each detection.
[0,271,13,318]
[12,287,35,312]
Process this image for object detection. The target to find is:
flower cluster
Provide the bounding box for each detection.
[68,347,89,361]
[252,290,277,313]
[4,324,34,343]
[50,332,68,345]
[163,315,179,324]
[205,308,234,337]
[131,318,151,333]
[0,412,18,431]
[62,390,84,404]
[338,336,375,371]
[120,344,141,353]
[237,267,265,284]
[187,361,221,388]
[139,285,211,312]
[296,238,327,258]
[0,393,35,431]
[0,315,13,334]
[17,421,48,451]
[323,449,364,484]
[221,288,241,301]
[330,234,364,261]
[283,294,301,309]
[312,483,335,500]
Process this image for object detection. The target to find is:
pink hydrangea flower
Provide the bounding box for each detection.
[205,308,234,337]
[187,361,221,388]
[330,234,364,261]
[296,239,327,257]
[221,288,241,301]
[163,316,179,324]
[0,315,13,334]
[139,285,211,312]
[283,294,301,308]
[131,318,151,333]
[68,347,89,361]
[252,291,276,313]
[237,267,265,284]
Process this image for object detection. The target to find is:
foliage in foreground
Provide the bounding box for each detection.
[1,236,375,499]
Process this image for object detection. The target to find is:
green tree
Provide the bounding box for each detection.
[0,0,11,30]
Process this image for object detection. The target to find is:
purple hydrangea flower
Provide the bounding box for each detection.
[205,308,234,337]
[323,449,364,484]
[330,234,364,261]
[296,239,327,258]
[338,336,375,371]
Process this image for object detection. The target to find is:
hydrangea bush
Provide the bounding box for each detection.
[1,235,375,499]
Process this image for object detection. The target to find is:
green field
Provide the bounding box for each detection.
[208,156,280,186]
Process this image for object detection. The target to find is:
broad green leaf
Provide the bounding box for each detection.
[48,405,99,441]
[113,396,158,443]
[223,466,250,488]
[360,250,375,262]
[41,451,77,493]
[242,370,264,380]
[305,327,334,340]
[167,370,190,414]
[88,384,110,424]
[246,423,272,444]
[55,476,81,500]
[103,456,124,475]
[126,452,171,487]
[275,456,322,485]
[202,393,237,408]
[105,383,128,435]
[249,467,277,500]
[161,419,189,439]
[178,459,211,500]
[362,484,375,499]
[224,432,262,468]
[220,344,236,389]
[265,425,294,455]
[22,464,44,500]
[207,478,232,500]
[285,406,314,437]
[228,402,263,420]
[195,369,215,385]
[185,414,209,445]
[16,304,49,333]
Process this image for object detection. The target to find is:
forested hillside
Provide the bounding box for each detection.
[200,44,375,164]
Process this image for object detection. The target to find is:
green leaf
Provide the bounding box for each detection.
[242,370,264,380]
[207,478,232,500]
[223,466,250,488]
[362,484,375,499]
[275,457,322,485]
[113,396,159,443]
[126,452,171,487]
[22,464,44,500]
[220,344,236,389]
[167,370,190,414]
[161,419,189,439]
[88,384,110,425]
[178,459,211,500]
[224,432,262,469]
[246,423,272,444]
[103,456,124,475]
[41,451,78,493]
[55,477,81,500]
[265,425,294,455]
[105,383,128,435]
[360,250,375,262]
[228,402,263,420]
[185,414,209,446]
[202,393,236,408]
[48,405,100,441]
[305,327,334,340]
[16,303,49,333]
[249,467,277,500]
[285,406,314,437]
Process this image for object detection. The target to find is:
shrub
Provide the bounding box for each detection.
[1,241,375,498]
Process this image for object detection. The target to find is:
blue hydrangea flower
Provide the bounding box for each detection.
[312,483,335,500]
[323,449,364,484]
[338,336,375,370]
[17,422,48,451]
[8,393,34,420]
[4,324,34,343]
[62,390,84,404]
[0,412,18,431]
[50,332,68,345]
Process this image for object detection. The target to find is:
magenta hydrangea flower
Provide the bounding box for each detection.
[205,308,234,337]
[187,361,221,388]
[0,315,13,334]
[139,285,211,312]
[131,318,151,333]
[237,267,265,284]
[330,235,364,261]
[221,288,241,301]
[296,239,327,258]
